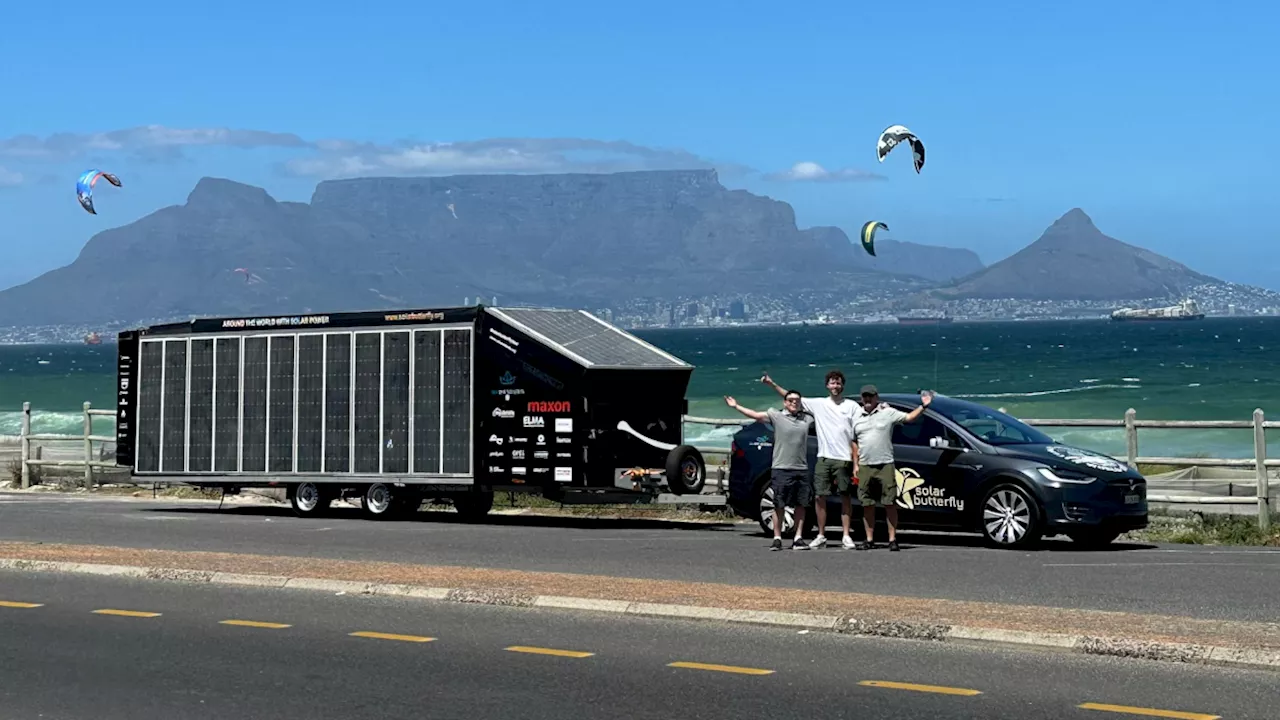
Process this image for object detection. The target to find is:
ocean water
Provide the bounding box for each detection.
[3,317,1278,460]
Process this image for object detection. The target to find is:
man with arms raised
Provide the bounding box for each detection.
[850,385,932,552]
[724,390,814,551]
[762,370,862,549]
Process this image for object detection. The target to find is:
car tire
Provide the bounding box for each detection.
[1066,528,1121,548]
[978,482,1043,549]
[665,445,706,495]
[755,475,815,536]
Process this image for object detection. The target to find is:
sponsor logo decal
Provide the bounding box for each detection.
[536,434,546,446]
[488,434,503,445]
[555,418,573,433]
[523,416,545,428]
[512,466,526,475]
[556,436,572,444]
[487,450,503,458]
[527,400,571,413]
[555,467,572,483]
[892,467,963,511]
[511,449,525,460]
[1043,444,1128,474]
[488,466,504,473]
[492,407,514,419]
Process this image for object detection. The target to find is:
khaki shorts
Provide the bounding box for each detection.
[857,462,898,507]
[814,458,853,496]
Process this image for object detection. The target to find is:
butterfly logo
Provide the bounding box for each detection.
[893,467,926,510]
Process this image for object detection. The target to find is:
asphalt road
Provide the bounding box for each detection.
[1,570,1274,720]
[2,492,1279,623]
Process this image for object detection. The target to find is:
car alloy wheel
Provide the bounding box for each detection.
[981,483,1041,548]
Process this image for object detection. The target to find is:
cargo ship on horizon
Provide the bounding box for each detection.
[1110,298,1205,322]
[897,313,954,326]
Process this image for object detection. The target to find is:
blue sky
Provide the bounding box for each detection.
[1,0,1276,291]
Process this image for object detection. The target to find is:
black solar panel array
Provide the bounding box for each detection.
[491,308,687,368]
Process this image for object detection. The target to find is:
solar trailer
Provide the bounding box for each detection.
[115,305,710,519]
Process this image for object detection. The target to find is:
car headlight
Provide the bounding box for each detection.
[1037,467,1097,485]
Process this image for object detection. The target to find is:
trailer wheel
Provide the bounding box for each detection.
[665,445,705,495]
[454,491,494,522]
[361,483,397,520]
[289,482,331,518]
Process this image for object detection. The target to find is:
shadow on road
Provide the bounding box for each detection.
[139,504,738,533]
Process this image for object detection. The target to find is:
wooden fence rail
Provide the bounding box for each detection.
[12,402,1273,531]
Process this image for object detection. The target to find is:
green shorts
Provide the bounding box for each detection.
[857,462,898,507]
[814,458,854,497]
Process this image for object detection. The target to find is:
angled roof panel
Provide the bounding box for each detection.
[486,307,690,369]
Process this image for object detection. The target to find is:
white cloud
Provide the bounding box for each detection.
[764,161,886,183]
[281,137,751,179]
[0,166,23,187]
[0,125,753,180]
[0,125,310,161]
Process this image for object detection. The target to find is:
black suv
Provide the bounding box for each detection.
[726,393,1147,548]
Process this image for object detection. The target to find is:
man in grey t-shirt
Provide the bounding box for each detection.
[849,385,932,551]
[725,391,815,551]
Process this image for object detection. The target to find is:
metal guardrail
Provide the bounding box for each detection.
[681,407,1273,532]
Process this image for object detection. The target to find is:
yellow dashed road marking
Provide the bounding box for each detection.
[668,661,774,675]
[219,619,292,629]
[0,601,43,609]
[859,680,983,696]
[93,609,162,618]
[1079,702,1221,720]
[350,631,435,643]
[506,646,594,658]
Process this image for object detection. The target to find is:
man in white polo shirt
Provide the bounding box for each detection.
[850,385,932,552]
[763,370,864,549]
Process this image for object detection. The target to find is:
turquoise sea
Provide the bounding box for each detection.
[3,317,1279,460]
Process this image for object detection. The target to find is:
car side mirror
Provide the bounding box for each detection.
[930,436,963,451]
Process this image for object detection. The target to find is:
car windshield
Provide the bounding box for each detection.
[934,404,1055,446]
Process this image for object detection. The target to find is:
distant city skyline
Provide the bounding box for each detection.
[2,0,1276,292]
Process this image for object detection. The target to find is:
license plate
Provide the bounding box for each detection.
[1124,493,1140,505]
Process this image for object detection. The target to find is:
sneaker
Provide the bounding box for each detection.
[857,540,875,551]
[808,535,828,549]
[791,538,809,550]
[770,537,783,551]
[889,540,900,552]
[841,536,856,550]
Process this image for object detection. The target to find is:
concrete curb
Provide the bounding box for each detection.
[2,557,1277,673]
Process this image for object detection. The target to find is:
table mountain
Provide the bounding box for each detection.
[0,170,968,326]
[930,208,1217,300]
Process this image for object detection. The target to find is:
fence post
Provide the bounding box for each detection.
[1255,408,1270,533]
[1124,408,1138,471]
[20,402,31,489]
[83,402,94,490]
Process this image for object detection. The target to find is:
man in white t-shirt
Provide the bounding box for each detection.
[763,370,865,549]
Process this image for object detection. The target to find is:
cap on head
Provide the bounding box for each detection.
[859,384,878,396]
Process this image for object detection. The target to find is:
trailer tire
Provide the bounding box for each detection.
[361,483,398,520]
[454,491,494,522]
[665,445,705,495]
[289,482,332,518]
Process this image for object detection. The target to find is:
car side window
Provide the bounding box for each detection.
[892,414,950,447]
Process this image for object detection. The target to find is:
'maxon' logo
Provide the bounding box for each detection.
[527,400,570,413]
